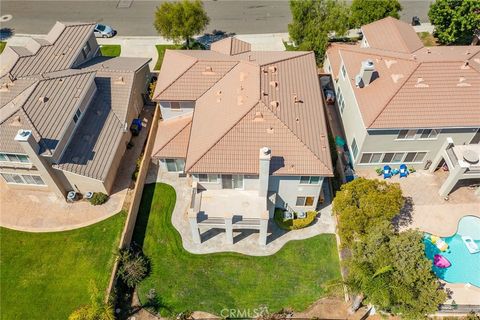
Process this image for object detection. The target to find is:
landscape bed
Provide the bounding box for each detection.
[0,212,126,319]
[134,183,342,316]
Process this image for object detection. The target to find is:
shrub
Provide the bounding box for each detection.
[117,249,149,288]
[89,192,109,206]
[274,209,316,230]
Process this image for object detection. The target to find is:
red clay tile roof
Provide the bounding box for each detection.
[326,18,480,129]
[152,115,192,159]
[153,41,333,176]
[211,37,251,55]
[361,17,423,54]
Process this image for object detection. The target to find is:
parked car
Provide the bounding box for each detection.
[94,24,116,38]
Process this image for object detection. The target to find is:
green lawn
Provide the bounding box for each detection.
[0,212,126,319]
[0,41,6,54]
[100,44,121,57]
[154,44,181,70]
[134,183,342,316]
[417,32,438,46]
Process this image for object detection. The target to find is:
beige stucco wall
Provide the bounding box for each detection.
[72,33,99,68]
[159,101,195,120]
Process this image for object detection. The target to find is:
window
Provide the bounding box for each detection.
[341,64,347,79]
[336,87,345,114]
[82,42,91,59]
[165,159,184,172]
[382,153,394,162]
[397,130,416,140]
[299,176,321,184]
[296,196,315,207]
[1,173,45,185]
[405,152,427,163]
[360,153,382,164]
[351,138,358,159]
[418,129,439,139]
[0,153,30,163]
[392,152,405,163]
[170,102,181,110]
[73,108,82,124]
[198,174,218,183]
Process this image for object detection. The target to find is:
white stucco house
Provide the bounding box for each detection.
[151,37,333,245]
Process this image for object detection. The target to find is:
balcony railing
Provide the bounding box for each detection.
[0,161,34,169]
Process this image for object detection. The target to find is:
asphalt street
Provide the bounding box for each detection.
[1,0,432,36]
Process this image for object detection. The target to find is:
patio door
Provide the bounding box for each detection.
[222,175,243,189]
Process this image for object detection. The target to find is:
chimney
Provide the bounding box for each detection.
[258,147,271,197]
[14,129,66,199]
[357,59,375,87]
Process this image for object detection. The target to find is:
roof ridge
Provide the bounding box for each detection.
[335,45,415,63]
[368,63,422,128]
[259,51,312,67]
[261,101,331,172]
[153,117,192,157]
[185,100,260,172]
[153,53,199,99]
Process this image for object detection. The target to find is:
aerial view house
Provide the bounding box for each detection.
[152,37,333,244]
[324,17,480,196]
[0,22,151,198]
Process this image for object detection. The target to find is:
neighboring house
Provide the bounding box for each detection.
[151,37,332,244]
[324,17,480,173]
[0,22,151,198]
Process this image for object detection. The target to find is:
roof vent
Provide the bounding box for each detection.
[262,67,268,74]
[253,111,264,122]
[426,48,431,54]
[0,83,10,92]
[415,78,429,88]
[293,95,303,104]
[266,126,274,134]
[202,66,215,75]
[391,74,404,83]
[237,95,244,106]
[114,76,125,84]
[269,81,278,88]
[268,66,277,73]
[270,101,279,108]
[295,117,299,123]
[10,115,22,127]
[216,90,222,96]
[38,96,49,103]
[457,77,471,87]
[261,90,268,96]
[461,61,470,70]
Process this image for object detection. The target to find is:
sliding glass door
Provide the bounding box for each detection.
[221,174,243,189]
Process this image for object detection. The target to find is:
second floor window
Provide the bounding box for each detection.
[341,64,347,79]
[351,138,358,159]
[397,130,416,140]
[0,153,30,163]
[82,42,91,59]
[418,129,439,139]
[397,129,439,140]
[73,108,82,123]
[299,176,321,184]
[170,102,181,110]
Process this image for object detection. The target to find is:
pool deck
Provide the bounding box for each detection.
[356,169,480,237]
[357,169,480,307]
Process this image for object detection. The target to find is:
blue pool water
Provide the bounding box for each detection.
[423,216,480,287]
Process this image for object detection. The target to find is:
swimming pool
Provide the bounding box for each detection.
[424,215,480,288]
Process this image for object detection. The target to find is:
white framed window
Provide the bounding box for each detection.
[397,130,416,140]
[170,102,181,110]
[404,152,427,163]
[82,42,91,58]
[351,138,358,159]
[359,153,382,164]
[164,159,184,172]
[336,87,345,114]
[1,173,45,185]
[341,64,347,79]
[198,174,218,183]
[0,153,30,163]
[296,196,315,207]
[73,108,82,124]
[299,176,321,184]
[417,129,439,140]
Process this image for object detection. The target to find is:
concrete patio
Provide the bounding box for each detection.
[199,189,266,219]
[145,163,336,256]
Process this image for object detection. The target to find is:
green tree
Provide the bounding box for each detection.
[346,224,447,319]
[69,282,114,320]
[333,178,403,247]
[349,0,402,28]
[154,0,210,48]
[428,0,480,44]
[288,0,350,64]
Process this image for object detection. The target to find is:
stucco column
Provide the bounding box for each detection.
[438,165,464,198]
[224,212,233,245]
[258,210,269,246]
[188,208,201,244]
[259,147,271,197]
[429,138,454,173]
[14,129,66,198]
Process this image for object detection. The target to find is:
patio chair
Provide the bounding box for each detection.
[399,164,408,178]
[383,165,392,179]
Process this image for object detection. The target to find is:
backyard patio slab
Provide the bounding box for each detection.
[146,163,336,256]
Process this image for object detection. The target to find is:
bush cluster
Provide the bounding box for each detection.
[274,209,316,230]
[89,192,109,206]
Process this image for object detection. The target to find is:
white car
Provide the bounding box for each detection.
[94,24,116,38]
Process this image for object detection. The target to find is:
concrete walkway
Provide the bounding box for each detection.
[145,163,335,256]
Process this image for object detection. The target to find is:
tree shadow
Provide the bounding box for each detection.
[392,196,414,231]
[0,27,14,41]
